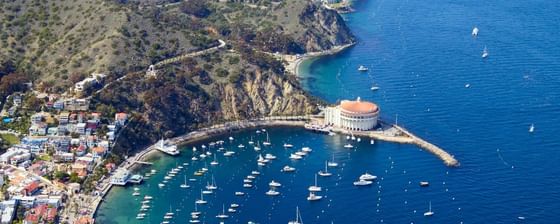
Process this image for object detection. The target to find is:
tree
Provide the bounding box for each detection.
[0,73,28,100]
[69,172,81,183]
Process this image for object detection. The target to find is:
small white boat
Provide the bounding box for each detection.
[318,161,332,177]
[283,143,294,148]
[228,136,234,141]
[420,181,430,187]
[295,151,307,156]
[307,192,322,201]
[191,156,198,161]
[424,201,434,216]
[248,137,254,145]
[288,206,304,224]
[370,139,375,145]
[224,151,235,157]
[158,183,165,188]
[164,175,172,180]
[243,183,253,188]
[358,65,369,71]
[265,153,277,160]
[370,86,380,91]
[195,191,207,204]
[216,204,229,219]
[144,195,153,200]
[191,203,201,216]
[244,179,253,183]
[529,124,535,133]
[344,144,353,149]
[359,172,377,181]
[180,175,190,188]
[328,132,336,136]
[150,169,157,174]
[202,190,213,195]
[189,219,200,223]
[357,137,361,142]
[238,144,245,148]
[210,154,219,165]
[282,165,296,172]
[254,141,261,151]
[132,192,141,196]
[199,154,207,159]
[472,26,479,36]
[228,208,237,213]
[230,204,240,208]
[258,162,266,166]
[353,179,373,186]
[482,46,489,58]
[301,147,312,152]
[465,83,471,88]
[266,189,280,196]
[308,174,322,192]
[290,154,303,160]
[141,205,150,209]
[257,154,267,163]
[327,154,338,168]
[269,180,282,187]
[251,171,260,175]
[247,175,256,179]
[235,192,245,196]
[263,133,272,146]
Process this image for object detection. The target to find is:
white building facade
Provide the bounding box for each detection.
[324,97,380,131]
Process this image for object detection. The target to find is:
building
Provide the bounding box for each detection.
[114,112,128,126]
[110,169,130,186]
[324,97,380,131]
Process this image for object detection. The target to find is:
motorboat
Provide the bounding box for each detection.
[244,179,253,183]
[238,144,245,148]
[224,151,235,157]
[353,179,373,186]
[247,175,256,180]
[230,204,239,208]
[482,46,489,58]
[144,196,153,200]
[529,123,535,133]
[472,26,479,36]
[301,147,312,152]
[228,208,237,213]
[235,191,245,196]
[266,189,280,196]
[282,165,296,172]
[269,180,282,187]
[358,65,369,71]
[243,183,253,188]
[370,86,380,91]
[344,144,353,149]
[228,136,234,141]
[419,181,430,187]
[359,172,377,181]
[307,192,322,201]
[295,151,307,156]
[265,153,277,160]
[132,192,141,196]
[202,190,213,195]
[283,143,294,148]
[251,171,260,175]
[290,154,302,160]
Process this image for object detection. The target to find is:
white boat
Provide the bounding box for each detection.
[472,26,479,36]
[353,179,373,186]
[266,189,280,196]
[189,219,200,223]
[144,195,153,200]
[195,190,207,204]
[132,192,141,196]
[295,151,307,156]
[290,154,302,160]
[165,206,175,216]
[283,143,294,148]
[357,138,361,142]
[308,174,322,192]
[370,86,380,91]
[205,151,212,156]
[156,138,180,156]
[206,175,218,190]
[199,154,206,159]
[358,65,369,71]
[328,132,336,136]
[243,179,253,183]
[249,136,254,145]
[141,205,150,209]
[150,169,157,174]
[238,144,245,148]
[224,151,235,156]
[258,162,266,166]
[318,161,332,177]
[243,183,253,188]
[529,124,535,133]
[228,208,237,213]
[370,139,375,145]
[288,206,304,224]
[247,175,255,179]
[216,204,229,219]
[282,165,296,172]
[265,153,277,160]
[327,154,338,168]
[419,181,430,187]
[235,191,245,196]
[301,147,312,152]
[180,175,190,188]
[424,201,434,216]
[307,192,322,201]
[191,156,198,161]
[482,46,489,58]
[263,133,271,146]
[359,172,377,181]
[251,171,260,175]
[230,204,239,208]
[269,180,282,187]
[256,130,261,134]
[254,141,261,151]
[202,190,213,195]
[228,136,234,141]
[191,203,201,216]
[344,144,353,149]
[210,154,219,165]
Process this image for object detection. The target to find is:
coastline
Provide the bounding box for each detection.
[282,42,356,76]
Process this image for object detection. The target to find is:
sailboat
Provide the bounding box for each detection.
[210,154,219,165]
[180,175,190,188]
[195,190,207,204]
[307,192,322,201]
[482,46,489,58]
[529,124,535,133]
[248,136,254,145]
[288,206,304,224]
[327,154,338,167]
[206,175,218,190]
[191,203,201,216]
[254,141,261,151]
[263,132,271,146]
[318,161,332,177]
[308,174,322,192]
[424,201,434,216]
[216,204,229,219]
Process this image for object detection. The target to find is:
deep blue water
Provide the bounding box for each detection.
[97,0,560,223]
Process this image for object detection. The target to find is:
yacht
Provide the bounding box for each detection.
[424,201,434,216]
[263,133,272,146]
[257,154,269,163]
[358,65,369,71]
[251,171,261,175]
[472,26,479,36]
[158,183,165,188]
[235,191,245,196]
[295,151,307,156]
[247,175,255,179]
[191,156,198,161]
[359,172,377,181]
[195,190,207,204]
[202,189,213,195]
[132,191,141,196]
[224,151,235,157]
[216,204,229,219]
[244,179,253,183]
[307,192,322,201]
[370,139,375,145]
[283,143,294,148]
[529,123,535,133]
[230,204,240,208]
[282,165,296,172]
[144,195,153,200]
[353,179,373,186]
[308,174,322,192]
[189,219,200,223]
[228,208,237,213]
[180,175,190,188]
[269,180,282,187]
[288,206,304,224]
[238,144,245,148]
[419,181,430,187]
[370,86,380,91]
[243,183,253,188]
[266,189,280,196]
[228,136,234,141]
[344,143,353,149]
[482,46,489,58]
[328,132,336,136]
[290,154,303,160]
[301,147,312,152]
[327,154,338,167]
[265,153,277,160]
[156,138,180,156]
[318,161,332,177]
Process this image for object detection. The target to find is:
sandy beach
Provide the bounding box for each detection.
[281,43,356,76]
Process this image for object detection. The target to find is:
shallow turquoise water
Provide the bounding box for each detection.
[98,0,560,223]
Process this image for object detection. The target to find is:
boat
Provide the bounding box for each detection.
[353,179,373,186]
[141,204,150,209]
[295,151,307,156]
[308,174,322,192]
[258,162,266,166]
[256,130,261,134]
[419,181,430,187]
[228,208,237,213]
[358,65,369,71]
[206,175,218,190]
[191,203,201,216]
[158,183,165,188]
[266,189,280,196]
[191,156,198,161]
[235,191,245,196]
[359,172,377,181]
[357,137,361,142]
[370,86,380,91]
[243,179,253,183]
[257,154,269,163]
[199,154,206,159]
[301,147,312,152]
[265,153,277,160]
[269,180,282,187]
[201,144,206,149]
[424,201,434,216]
[243,183,253,188]
[472,26,479,36]
[327,154,338,167]
[328,132,336,136]
[249,136,254,145]
[210,154,219,165]
[189,219,200,223]
[288,206,304,224]
[529,123,535,133]
[216,204,229,219]
[370,139,375,145]
[180,175,190,188]
[156,138,180,156]
[144,195,153,200]
[307,192,322,201]
[482,46,489,58]
[230,204,240,208]
[283,143,294,148]
[224,151,235,156]
[251,171,260,175]
[254,141,261,151]
[202,189,213,195]
[136,216,144,220]
[282,165,296,172]
[165,206,175,216]
[318,161,332,177]
[195,190,207,204]
[247,175,255,179]
[344,144,353,149]
[290,154,303,160]
[238,144,245,148]
[228,136,234,141]
[189,178,197,182]
[263,133,271,146]
[132,192,141,196]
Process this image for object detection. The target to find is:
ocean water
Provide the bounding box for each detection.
[97,0,560,223]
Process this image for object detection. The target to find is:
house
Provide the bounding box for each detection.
[98,140,110,151]
[75,156,94,171]
[53,153,74,163]
[114,112,128,126]
[53,100,64,110]
[0,200,17,224]
[55,138,70,152]
[28,161,48,177]
[12,94,22,106]
[71,163,88,178]
[75,123,86,135]
[47,127,58,136]
[57,125,67,136]
[22,181,40,196]
[107,131,115,141]
[0,148,31,165]
[57,112,70,125]
[28,123,47,136]
[23,204,57,224]
[73,145,87,157]
[64,98,89,111]
[30,113,46,124]
[86,136,97,148]
[91,146,106,159]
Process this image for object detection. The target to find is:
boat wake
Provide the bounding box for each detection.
[496,149,514,168]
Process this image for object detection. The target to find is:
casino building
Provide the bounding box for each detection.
[324,97,380,131]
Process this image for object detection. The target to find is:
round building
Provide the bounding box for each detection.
[324,97,380,131]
